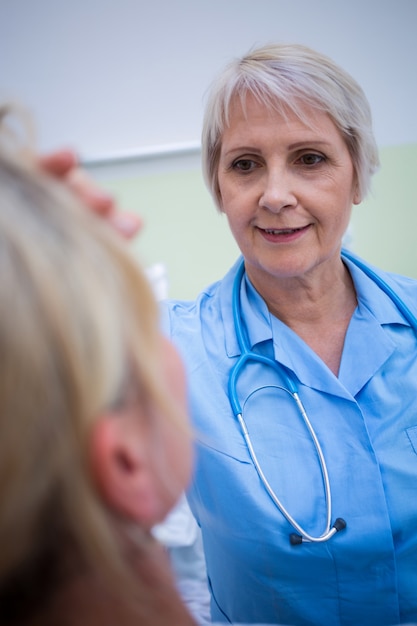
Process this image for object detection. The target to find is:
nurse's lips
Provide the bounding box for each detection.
[259,224,312,240]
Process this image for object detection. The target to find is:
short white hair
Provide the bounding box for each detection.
[202,43,380,209]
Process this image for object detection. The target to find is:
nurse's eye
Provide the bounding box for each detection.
[232,158,258,172]
[298,153,325,166]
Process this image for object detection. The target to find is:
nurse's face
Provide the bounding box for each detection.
[217,94,360,289]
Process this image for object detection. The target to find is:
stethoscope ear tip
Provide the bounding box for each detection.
[333,518,347,531]
[289,533,303,546]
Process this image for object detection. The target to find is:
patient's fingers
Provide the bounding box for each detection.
[66,167,116,216]
[38,149,143,239]
[38,149,78,177]
[108,212,143,239]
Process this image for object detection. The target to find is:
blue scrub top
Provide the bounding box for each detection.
[161,255,417,626]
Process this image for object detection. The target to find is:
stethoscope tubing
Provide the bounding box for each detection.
[341,249,417,328]
[228,250,417,545]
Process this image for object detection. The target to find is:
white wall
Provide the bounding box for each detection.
[1,0,417,298]
[1,0,416,161]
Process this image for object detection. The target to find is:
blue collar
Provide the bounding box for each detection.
[220,254,415,393]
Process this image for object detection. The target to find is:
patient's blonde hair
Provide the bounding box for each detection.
[0,106,190,622]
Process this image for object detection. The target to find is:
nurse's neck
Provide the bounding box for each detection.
[248,261,357,376]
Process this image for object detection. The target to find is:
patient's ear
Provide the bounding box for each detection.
[90,411,159,529]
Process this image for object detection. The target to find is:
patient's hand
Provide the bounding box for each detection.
[38,149,143,239]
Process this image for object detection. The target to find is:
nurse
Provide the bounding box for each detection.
[160,44,417,625]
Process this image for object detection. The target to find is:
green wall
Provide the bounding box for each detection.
[350,143,417,278]
[103,142,417,300]
[103,168,239,300]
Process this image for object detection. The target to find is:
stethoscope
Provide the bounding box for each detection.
[228,249,417,546]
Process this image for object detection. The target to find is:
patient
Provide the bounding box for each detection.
[0,106,196,626]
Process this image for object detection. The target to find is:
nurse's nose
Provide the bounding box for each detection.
[259,166,297,213]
